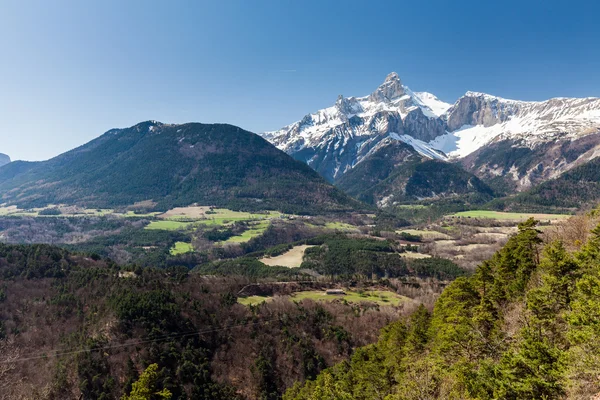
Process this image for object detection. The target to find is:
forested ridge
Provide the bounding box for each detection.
[0,122,362,214]
[284,218,600,399]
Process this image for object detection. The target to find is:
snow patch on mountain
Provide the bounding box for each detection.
[390,133,447,160]
[434,94,600,158]
[407,89,451,118]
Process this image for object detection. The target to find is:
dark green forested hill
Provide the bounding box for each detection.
[285,218,600,400]
[335,141,495,206]
[0,121,362,214]
[494,157,600,213]
[0,243,413,400]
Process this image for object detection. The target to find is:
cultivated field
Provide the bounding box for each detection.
[145,220,193,230]
[451,210,570,221]
[290,290,411,306]
[237,289,412,307]
[260,245,313,268]
[223,220,271,243]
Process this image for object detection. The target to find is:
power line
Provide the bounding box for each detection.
[0,318,279,364]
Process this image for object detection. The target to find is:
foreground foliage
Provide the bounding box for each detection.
[285,218,600,399]
[0,244,411,399]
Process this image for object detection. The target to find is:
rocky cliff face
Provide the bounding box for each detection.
[0,153,11,167]
[445,92,520,131]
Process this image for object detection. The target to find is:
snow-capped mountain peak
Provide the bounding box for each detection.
[261,73,450,181]
[262,73,600,187]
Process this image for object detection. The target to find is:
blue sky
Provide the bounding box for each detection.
[1,0,599,161]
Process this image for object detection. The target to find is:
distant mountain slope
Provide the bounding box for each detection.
[460,134,600,194]
[336,140,495,207]
[263,73,600,197]
[0,122,362,214]
[0,153,10,167]
[496,157,600,212]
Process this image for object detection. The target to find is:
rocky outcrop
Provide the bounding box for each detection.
[461,133,600,193]
[368,72,406,102]
[403,108,446,142]
[445,92,521,131]
[0,153,10,167]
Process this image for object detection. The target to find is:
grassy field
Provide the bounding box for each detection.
[145,220,193,230]
[451,210,570,221]
[324,221,359,231]
[170,242,194,255]
[400,252,432,259]
[291,290,410,306]
[223,220,271,243]
[260,245,313,268]
[237,295,272,306]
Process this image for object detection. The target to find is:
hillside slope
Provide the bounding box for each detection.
[0,121,362,214]
[496,157,600,212]
[0,244,400,399]
[336,140,495,206]
[285,218,600,400]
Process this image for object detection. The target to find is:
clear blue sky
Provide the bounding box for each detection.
[1,0,599,161]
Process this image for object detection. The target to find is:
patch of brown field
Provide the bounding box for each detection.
[400,252,431,259]
[158,206,212,219]
[260,245,314,268]
[130,200,157,209]
[476,226,518,235]
[472,232,509,240]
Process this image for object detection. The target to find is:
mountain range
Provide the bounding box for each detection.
[262,73,600,207]
[1,73,599,215]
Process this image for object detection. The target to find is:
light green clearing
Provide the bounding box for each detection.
[145,220,193,230]
[324,222,359,231]
[223,220,270,243]
[170,242,194,255]
[395,204,428,209]
[194,210,282,227]
[237,295,272,306]
[452,210,570,221]
[291,290,409,306]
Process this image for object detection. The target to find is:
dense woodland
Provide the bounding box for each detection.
[0,243,428,400]
[284,217,600,399]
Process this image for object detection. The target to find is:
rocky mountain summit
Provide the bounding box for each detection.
[262,72,449,182]
[263,73,600,192]
[0,153,10,167]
